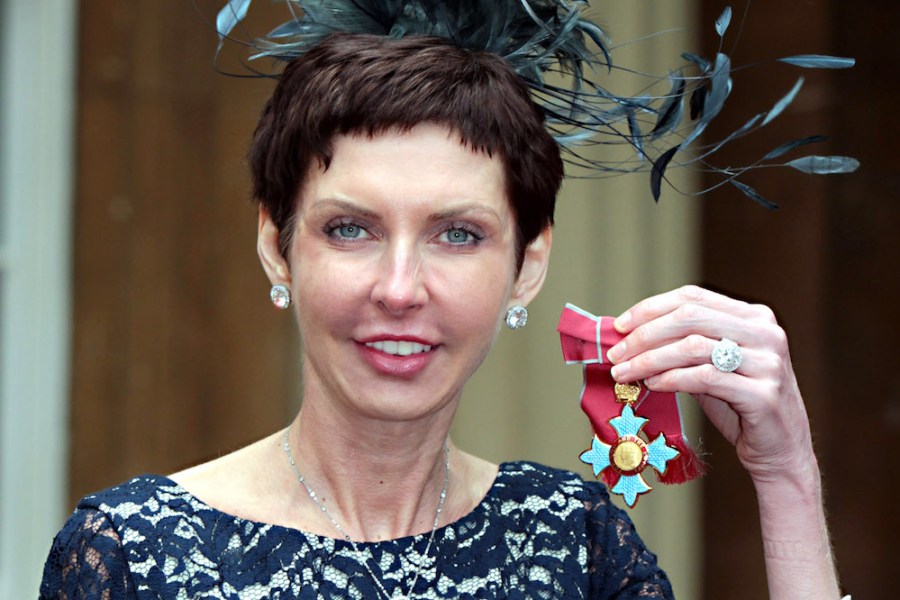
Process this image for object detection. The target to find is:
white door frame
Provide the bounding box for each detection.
[0,0,76,595]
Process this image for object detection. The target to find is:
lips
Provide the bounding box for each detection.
[364,340,432,356]
[355,336,438,378]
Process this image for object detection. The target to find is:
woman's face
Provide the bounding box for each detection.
[259,123,550,423]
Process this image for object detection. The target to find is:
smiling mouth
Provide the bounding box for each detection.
[364,340,433,356]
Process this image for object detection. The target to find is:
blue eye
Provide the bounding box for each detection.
[443,228,471,244]
[326,220,371,240]
[440,224,483,246]
[337,224,364,238]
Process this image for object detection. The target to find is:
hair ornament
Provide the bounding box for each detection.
[215,0,858,207]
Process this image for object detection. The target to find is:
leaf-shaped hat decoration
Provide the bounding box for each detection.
[216,1,859,206]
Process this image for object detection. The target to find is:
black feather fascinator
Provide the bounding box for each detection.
[215,0,858,206]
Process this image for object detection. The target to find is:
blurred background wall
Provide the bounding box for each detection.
[0,0,895,597]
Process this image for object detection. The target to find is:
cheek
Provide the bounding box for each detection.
[429,258,516,331]
[438,271,510,380]
[290,246,369,331]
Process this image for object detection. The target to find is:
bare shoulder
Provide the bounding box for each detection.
[169,431,285,519]
[458,450,499,494]
[445,447,499,523]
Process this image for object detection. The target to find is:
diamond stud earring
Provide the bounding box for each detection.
[505,305,528,329]
[270,284,291,309]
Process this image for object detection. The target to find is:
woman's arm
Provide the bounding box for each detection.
[606,285,842,599]
[754,462,840,598]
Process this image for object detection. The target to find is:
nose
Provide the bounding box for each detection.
[370,239,428,315]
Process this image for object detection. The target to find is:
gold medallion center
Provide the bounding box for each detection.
[613,440,644,472]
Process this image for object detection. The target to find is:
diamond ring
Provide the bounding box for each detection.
[711,338,743,373]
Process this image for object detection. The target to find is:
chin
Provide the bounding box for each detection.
[350,381,462,424]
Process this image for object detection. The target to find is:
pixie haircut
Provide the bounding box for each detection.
[249,32,564,266]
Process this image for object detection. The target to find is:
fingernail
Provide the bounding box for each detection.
[607,342,625,363]
[645,375,659,387]
[614,311,632,332]
[611,362,630,380]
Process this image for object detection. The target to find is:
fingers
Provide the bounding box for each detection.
[610,334,776,382]
[605,284,791,393]
[608,301,787,365]
[607,285,788,366]
[605,284,791,416]
[640,363,760,403]
[614,285,777,334]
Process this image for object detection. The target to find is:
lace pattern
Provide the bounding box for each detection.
[41,461,672,599]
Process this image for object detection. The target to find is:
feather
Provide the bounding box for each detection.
[269,20,313,39]
[777,55,856,69]
[650,75,685,139]
[651,146,679,202]
[762,135,827,161]
[690,85,707,120]
[217,0,252,39]
[704,53,732,121]
[679,53,730,148]
[576,20,612,72]
[763,77,803,126]
[730,180,779,209]
[786,155,860,174]
[715,6,732,37]
[627,109,645,161]
[682,52,711,74]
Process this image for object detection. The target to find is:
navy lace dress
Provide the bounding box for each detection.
[40,461,673,599]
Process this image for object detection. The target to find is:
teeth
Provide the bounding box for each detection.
[365,340,433,356]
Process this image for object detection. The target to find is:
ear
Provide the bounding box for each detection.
[257,206,292,285]
[509,227,552,308]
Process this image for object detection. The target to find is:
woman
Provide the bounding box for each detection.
[41,4,846,599]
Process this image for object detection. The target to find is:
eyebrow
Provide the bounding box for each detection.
[427,205,501,223]
[309,198,502,223]
[306,198,379,220]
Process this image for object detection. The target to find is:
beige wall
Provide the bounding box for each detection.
[454,2,702,597]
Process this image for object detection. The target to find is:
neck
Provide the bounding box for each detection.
[286,398,455,542]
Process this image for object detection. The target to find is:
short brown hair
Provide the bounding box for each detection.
[249,32,563,266]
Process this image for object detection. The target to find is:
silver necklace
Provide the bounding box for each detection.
[282,428,449,600]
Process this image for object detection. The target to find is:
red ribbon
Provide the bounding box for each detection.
[558,303,705,486]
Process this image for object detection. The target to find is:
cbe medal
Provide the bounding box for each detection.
[578,382,679,507]
[558,304,705,508]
